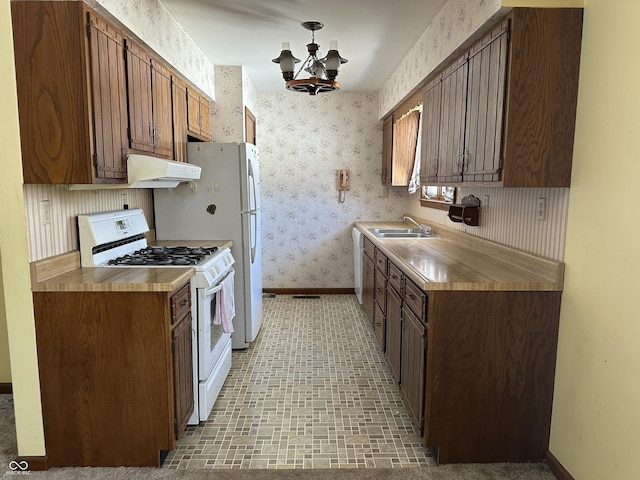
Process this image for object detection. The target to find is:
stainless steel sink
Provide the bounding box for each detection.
[368,228,438,239]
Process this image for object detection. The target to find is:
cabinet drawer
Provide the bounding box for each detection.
[374,267,387,313]
[404,277,427,320]
[171,283,191,324]
[374,248,388,275]
[388,261,403,293]
[364,236,375,259]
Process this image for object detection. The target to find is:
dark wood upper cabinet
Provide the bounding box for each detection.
[381,115,393,186]
[125,40,154,155]
[420,8,583,187]
[172,76,188,163]
[150,61,174,158]
[12,0,212,184]
[245,107,257,145]
[436,55,467,184]
[420,77,441,184]
[187,87,211,141]
[11,1,128,184]
[125,41,174,159]
[463,20,508,183]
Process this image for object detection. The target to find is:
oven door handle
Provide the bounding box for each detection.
[202,270,234,297]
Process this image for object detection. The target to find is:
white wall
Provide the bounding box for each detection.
[549,1,640,478]
[1,0,45,457]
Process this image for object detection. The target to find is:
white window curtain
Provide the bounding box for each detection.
[408,111,422,194]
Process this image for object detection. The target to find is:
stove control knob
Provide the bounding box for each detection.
[206,204,217,215]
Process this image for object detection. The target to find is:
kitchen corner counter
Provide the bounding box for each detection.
[355,221,564,291]
[30,251,195,292]
[30,240,233,293]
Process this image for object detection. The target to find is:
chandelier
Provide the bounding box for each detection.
[272,21,348,95]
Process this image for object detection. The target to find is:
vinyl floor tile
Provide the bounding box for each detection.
[163,294,435,469]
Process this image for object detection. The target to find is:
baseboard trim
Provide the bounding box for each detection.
[15,456,48,471]
[0,383,12,394]
[263,288,354,295]
[545,451,575,480]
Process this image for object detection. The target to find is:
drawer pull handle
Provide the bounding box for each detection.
[408,294,416,300]
[180,300,188,307]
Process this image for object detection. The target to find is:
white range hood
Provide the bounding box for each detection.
[69,154,201,190]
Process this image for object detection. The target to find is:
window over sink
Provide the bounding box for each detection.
[419,185,455,210]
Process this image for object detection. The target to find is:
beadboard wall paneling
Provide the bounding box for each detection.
[407,187,569,261]
[23,185,153,262]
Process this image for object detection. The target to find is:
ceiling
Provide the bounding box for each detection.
[159,0,449,92]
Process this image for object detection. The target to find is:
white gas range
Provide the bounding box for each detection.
[78,208,235,425]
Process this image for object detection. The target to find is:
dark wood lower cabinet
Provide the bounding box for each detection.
[362,252,375,323]
[400,305,426,433]
[32,284,194,467]
[385,286,402,383]
[359,242,563,464]
[373,303,386,351]
[424,290,562,463]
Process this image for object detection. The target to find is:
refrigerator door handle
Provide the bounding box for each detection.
[248,160,258,212]
[250,212,257,264]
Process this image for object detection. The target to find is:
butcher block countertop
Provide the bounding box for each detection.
[355,221,564,291]
[30,240,233,293]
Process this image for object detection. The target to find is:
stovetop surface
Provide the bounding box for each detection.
[107,245,219,266]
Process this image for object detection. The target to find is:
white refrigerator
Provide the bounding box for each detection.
[154,142,262,349]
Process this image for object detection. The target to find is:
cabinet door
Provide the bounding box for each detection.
[373,303,386,351]
[187,88,201,136]
[172,77,188,162]
[437,55,466,183]
[374,266,387,314]
[401,305,427,432]
[420,78,441,184]
[362,251,376,323]
[199,94,211,140]
[381,115,393,186]
[385,285,402,383]
[172,313,194,440]
[245,107,256,145]
[126,41,154,153]
[151,61,174,158]
[87,11,128,181]
[463,20,508,183]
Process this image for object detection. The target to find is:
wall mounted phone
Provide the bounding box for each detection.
[336,169,350,203]
[337,169,350,191]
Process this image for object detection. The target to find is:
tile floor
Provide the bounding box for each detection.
[163,294,435,469]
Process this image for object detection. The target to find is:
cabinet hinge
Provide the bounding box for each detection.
[92,152,98,168]
[506,26,511,45]
[86,22,91,39]
[171,340,175,353]
[174,419,178,436]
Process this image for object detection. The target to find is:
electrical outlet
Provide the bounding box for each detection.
[483,194,489,208]
[536,197,547,221]
[40,199,51,225]
[120,192,128,208]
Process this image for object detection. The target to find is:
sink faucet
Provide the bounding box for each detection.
[402,215,432,235]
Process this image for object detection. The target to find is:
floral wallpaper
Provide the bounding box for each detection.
[256,92,407,289]
[211,65,257,142]
[379,0,505,117]
[90,0,215,98]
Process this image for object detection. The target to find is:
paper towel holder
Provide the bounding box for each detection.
[448,195,481,226]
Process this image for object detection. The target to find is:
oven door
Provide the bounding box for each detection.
[197,270,234,381]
